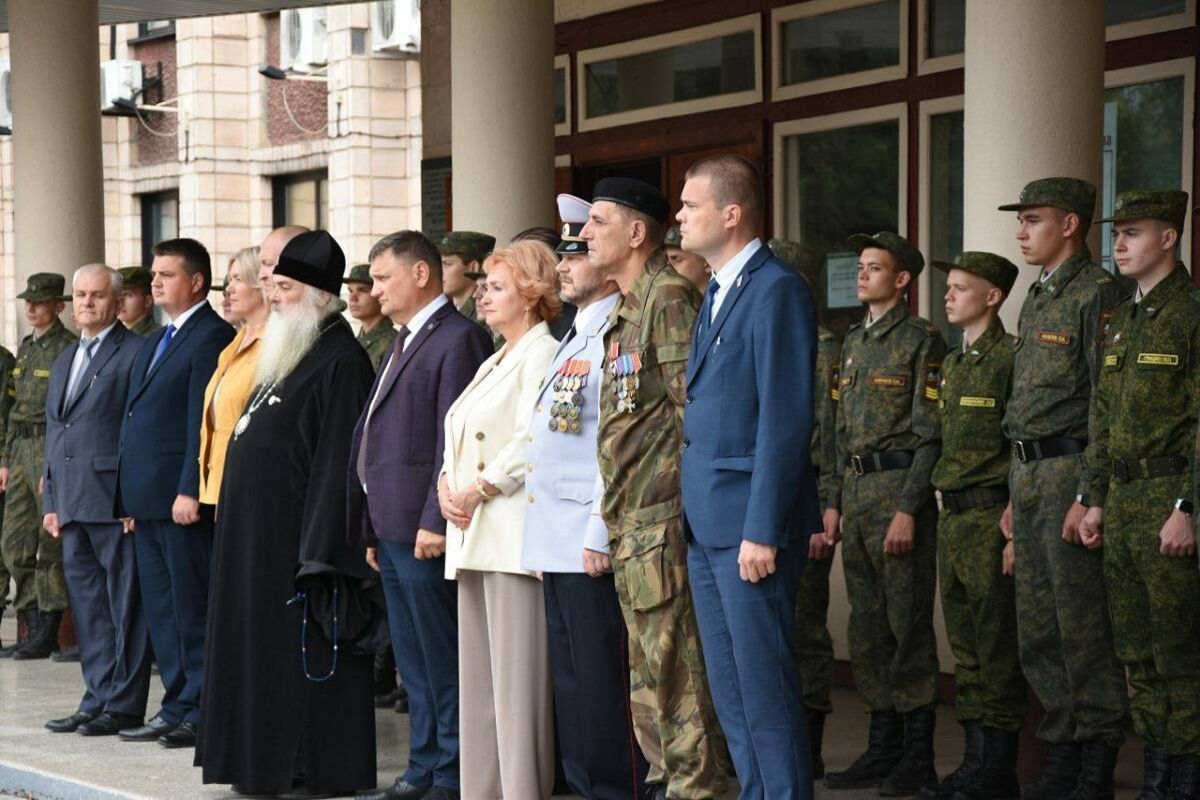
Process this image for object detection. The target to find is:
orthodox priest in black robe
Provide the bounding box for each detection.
[196,230,381,797]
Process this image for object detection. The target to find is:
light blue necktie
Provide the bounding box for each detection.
[148,323,176,373]
[64,337,98,408]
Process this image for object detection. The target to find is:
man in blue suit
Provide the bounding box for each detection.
[43,264,151,736]
[678,154,821,800]
[352,230,492,800]
[115,238,234,748]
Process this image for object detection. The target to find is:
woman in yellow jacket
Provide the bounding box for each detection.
[439,241,561,799]
[198,246,268,507]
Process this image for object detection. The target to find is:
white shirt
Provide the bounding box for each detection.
[65,321,118,400]
[570,291,617,337]
[167,298,208,330]
[708,238,762,322]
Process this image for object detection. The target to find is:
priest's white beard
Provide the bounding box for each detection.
[256,296,323,387]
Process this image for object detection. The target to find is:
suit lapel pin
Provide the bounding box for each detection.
[268,395,281,405]
[736,275,742,288]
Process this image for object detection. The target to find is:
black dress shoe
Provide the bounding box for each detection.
[424,788,460,800]
[118,715,174,741]
[45,711,95,733]
[159,720,197,748]
[358,777,429,799]
[51,645,81,663]
[78,712,144,737]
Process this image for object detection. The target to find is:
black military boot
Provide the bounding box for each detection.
[0,605,39,658]
[950,726,1019,800]
[1136,744,1171,800]
[1170,754,1200,800]
[825,710,903,789]
[880,705,938,796]
[1065,740,1118,800]
[1021,741,1082,800]
[13,609,62,660]
[920,720,984,799]
[806,709,827,779]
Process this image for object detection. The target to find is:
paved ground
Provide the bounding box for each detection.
[1,613,1143,798]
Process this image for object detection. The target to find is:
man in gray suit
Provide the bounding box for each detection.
[42,264,151,736]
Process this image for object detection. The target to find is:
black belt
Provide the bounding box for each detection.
[938,485,1009,514]
[1112,455,1189,483]
[12,421,45,438]
[849,450,915,476]
[1012,436,1086,463]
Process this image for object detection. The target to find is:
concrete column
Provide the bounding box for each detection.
[8,0,105,331]
[963,0,1105,330]
[451,0,554,242]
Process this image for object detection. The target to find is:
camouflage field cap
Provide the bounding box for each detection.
[847,231,925,276]
[17,272,70,302]
[1095,189,1189,232]
[997,177,1096,221]
[664,226,684,249]
[768,238,822,286]
[932,251,1020,296]
[438,230,495,266]
[118,266,152,292]
[342,263,373,285]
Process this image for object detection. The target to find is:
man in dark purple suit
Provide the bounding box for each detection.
[350,230,492,800]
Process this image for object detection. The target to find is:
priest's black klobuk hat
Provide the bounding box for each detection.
[274,230,345,296]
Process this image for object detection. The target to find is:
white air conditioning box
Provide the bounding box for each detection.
[372,0,421,55]
[280,8,329,72]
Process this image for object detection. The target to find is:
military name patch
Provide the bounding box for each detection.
[1103,354,1121,367]
[32,369,50,378]
[1137,353,1180,366]
[959,396,997,408]
[1035,331,1073,346]
[869,374,908,389]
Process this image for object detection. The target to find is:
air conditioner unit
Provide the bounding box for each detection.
[372,0,421,55]
[0,59,11,129]
[280,8,328,72]
[100,59,143,110]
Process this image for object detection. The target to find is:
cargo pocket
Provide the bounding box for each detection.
[613,525,681,612]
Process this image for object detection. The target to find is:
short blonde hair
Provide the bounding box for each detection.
[484,240,562,323]
[229,246,262,288]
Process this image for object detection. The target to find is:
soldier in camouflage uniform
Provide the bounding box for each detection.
[0,343,16,649]
[924,252,1026,800]
[996,177,1129,800]
[582,177,727,800]
[825,232,946,796]
[663,226,710,293]
[438,230,495,328]
[1077,191,1200,800]
[0,274,75,659]
[343,263,398,372]
[117,266,160,337]
[769,238,839,780]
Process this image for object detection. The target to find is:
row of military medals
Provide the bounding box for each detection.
[550,359,588,434]
[608,342,642,414]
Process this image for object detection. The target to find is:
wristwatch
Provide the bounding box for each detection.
[1175,498,1194,516]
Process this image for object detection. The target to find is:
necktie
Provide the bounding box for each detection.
[64,337,98,409]
[148,323,176,373]
[358,325,410,489]
[697,279,719,338]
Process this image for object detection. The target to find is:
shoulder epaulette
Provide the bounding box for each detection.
[1096,274,1114,285]
[906,316,939,335]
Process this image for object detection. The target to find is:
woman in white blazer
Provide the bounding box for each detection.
[438,240,561,800]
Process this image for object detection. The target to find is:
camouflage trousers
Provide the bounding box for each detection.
[937,502,1026,731]
[611,515,728,799]
[841,469,939,712]
[793,553,834,714]
[0,436,66,612]
[1103,478,1200,755]
[1010,455,1127,745]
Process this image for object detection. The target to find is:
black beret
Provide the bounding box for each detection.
[273,230,346,296]
[592,177,670,225]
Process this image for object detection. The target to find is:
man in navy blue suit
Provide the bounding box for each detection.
[115,238,234,748]
[678,155,821,800]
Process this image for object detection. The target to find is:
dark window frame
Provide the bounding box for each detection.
[140,190,180,267]
[132,20,176,44]
[271,170,329,230]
